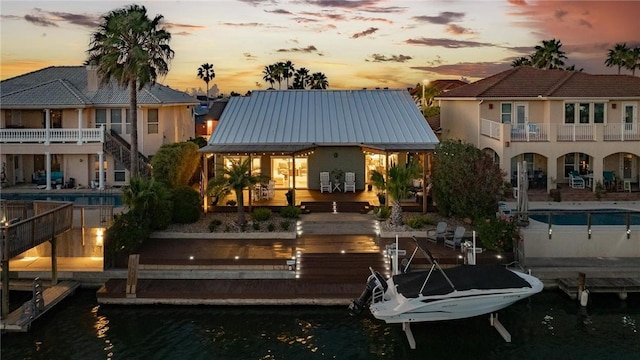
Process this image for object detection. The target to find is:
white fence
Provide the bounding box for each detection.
[0,127,104,144]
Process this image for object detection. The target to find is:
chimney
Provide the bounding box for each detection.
[86,65,100,92]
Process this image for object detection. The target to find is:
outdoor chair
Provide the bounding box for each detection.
[320,172,332,193]
[603,171,616,191]
[426,221,449,243]
[444,226,466,249]
[569,171,585,189]
[344,172,356,193]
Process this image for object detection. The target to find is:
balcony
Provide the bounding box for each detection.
[480,119,640,143]
[0,127,104,144]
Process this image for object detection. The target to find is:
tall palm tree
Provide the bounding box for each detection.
[87,5,174,177]
[282,60,295,89]
[625,46,640,76]
[213,158,266,225]
[197,63,215,106]
[310,72,329,89]
[386,160,421,226]
[293,67,311,89]
[605,43,630,74]
[532,39,566,69]
[273,62,285,89]
[511,56,532,67]
[262,65,276,89]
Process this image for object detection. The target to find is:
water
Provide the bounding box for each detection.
[2,290,638,360]
[529,209,640,226]
[0,192,123,206]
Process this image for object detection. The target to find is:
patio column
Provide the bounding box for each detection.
[45,151,52,190]
[591,155,604,192]
[98,151,105,190]
[421,152,427,214]
[77,109,83,144]
[202,153,208,213]
[44,108,51,145]
[291,155,296,205]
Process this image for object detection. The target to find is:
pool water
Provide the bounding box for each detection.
[528,209,640,225]
[0,192,123,206]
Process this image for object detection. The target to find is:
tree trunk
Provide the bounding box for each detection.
[390,200,403,226]
[236,187,246,225]
[129,79,139,178]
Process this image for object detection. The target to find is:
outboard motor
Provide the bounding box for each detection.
[348,272,387,316]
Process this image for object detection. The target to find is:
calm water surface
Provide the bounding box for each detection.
[1,290,638,360]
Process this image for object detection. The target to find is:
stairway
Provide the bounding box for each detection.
[103,129,152,178]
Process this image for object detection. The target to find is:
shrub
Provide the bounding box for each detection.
[171,186,201,224]
[280,220,291,231]
[267,223,275,232]
[405,214,436,229]
[252,222,261,230]
[373,206,391,219]
[208,219,222,232]
[252,208,272,221]
[280,206,302,219]
[475,217,518,253]
[104,211,151,266]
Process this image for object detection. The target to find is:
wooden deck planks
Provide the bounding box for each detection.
[557,277,640,299]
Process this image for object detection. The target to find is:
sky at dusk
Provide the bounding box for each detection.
[1,0,639,96]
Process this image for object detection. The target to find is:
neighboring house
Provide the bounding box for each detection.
[195,99,228,139]
[200,89,439,202]
[437,67,640,191]
[0,66,198,190]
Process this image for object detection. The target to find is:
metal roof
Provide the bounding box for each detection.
[202,89,439,153]
[1,66,198,109]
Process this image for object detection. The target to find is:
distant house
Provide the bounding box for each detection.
[200,89,439,204]
[0,66,198,189]
[195,99,228,139]
[437,67,640,191]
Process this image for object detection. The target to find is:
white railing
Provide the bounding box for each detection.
[480,118,501,139]
[0,127,104,144]
[510,122,549,142]
[603,123,640,141]
[557,124,595,141]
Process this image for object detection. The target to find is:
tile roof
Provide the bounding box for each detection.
[438,67,640,99]
[203,89,439,152]
[1,66,198,108]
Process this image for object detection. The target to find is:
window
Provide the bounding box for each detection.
[579,103,590,124]
[125,109,131,134]
[111,109,122,134]
[96,109,106,128]
[594,103,605,123]
[114,161,126,182]
[51,110,62,128]
[564,103,575,123]
[94,155,107,182]
[563,153,575,178]
[501,103,512,124]
[148,109,159,134]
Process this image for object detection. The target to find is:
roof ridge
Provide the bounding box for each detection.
[142,87,162,103]
[59,79,90,104]
[476,67,519,96]
[1,78,62,98]
[545,70,577,96]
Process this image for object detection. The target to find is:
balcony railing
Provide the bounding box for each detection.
[511,123,549,142]
[0,127,104,144]
[604,123,640,141]
[557,124,595,141]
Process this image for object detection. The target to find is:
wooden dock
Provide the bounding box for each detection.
[557,277,640,300]
[1,280,80,332]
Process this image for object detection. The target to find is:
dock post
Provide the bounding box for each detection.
[50,236,58,286]
[126,254,140,298]
[577,272,586,300]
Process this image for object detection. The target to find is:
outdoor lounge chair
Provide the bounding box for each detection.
[344,172,355,193]
[569,171,585,189]
[426,221,448,243]
[444,226,465,249]
[320,172,332,193]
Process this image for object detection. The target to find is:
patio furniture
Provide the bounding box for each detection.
[320,172,332,193]
[569,171,585,189]
[444,226,466,249]
[603,171,616,191]
[426,222,449,244]
[344,172,355,193]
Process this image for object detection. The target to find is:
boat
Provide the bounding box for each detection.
[349,236,543,325]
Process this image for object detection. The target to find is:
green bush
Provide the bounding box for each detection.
[373,206,391,219]
[280,220,291,231]
[252,208,272,221]
[267,223,275,232]
[405,214,436,229]
[252,222,261,230]
[123,177,172,230]
[170,186,201,224]
[151,141,200,188]
[280,206,302,219]
[475,217,518,253]
[105,211,151,264]
[208,219,222,232]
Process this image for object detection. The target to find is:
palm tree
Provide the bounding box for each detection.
[532,39,566,69]
[197,63,215,106]
[282,60,295,89]
[386,160,421,226]
[273,62,285,89]
[293,67,311,89]
[605,43,630,74]
[511,56,532,67]
[310,72,329,89]
[213,158,267,225]
[87,5,173,178]
[262,65,276,89]
[625,46,640,76]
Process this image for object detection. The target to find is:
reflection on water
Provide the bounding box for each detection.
[1,290,638,360]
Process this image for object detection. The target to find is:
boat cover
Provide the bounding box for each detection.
[393,265,532,299]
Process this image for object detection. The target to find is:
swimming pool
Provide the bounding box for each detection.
[0,192,124,206]
[528,209,640,226]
